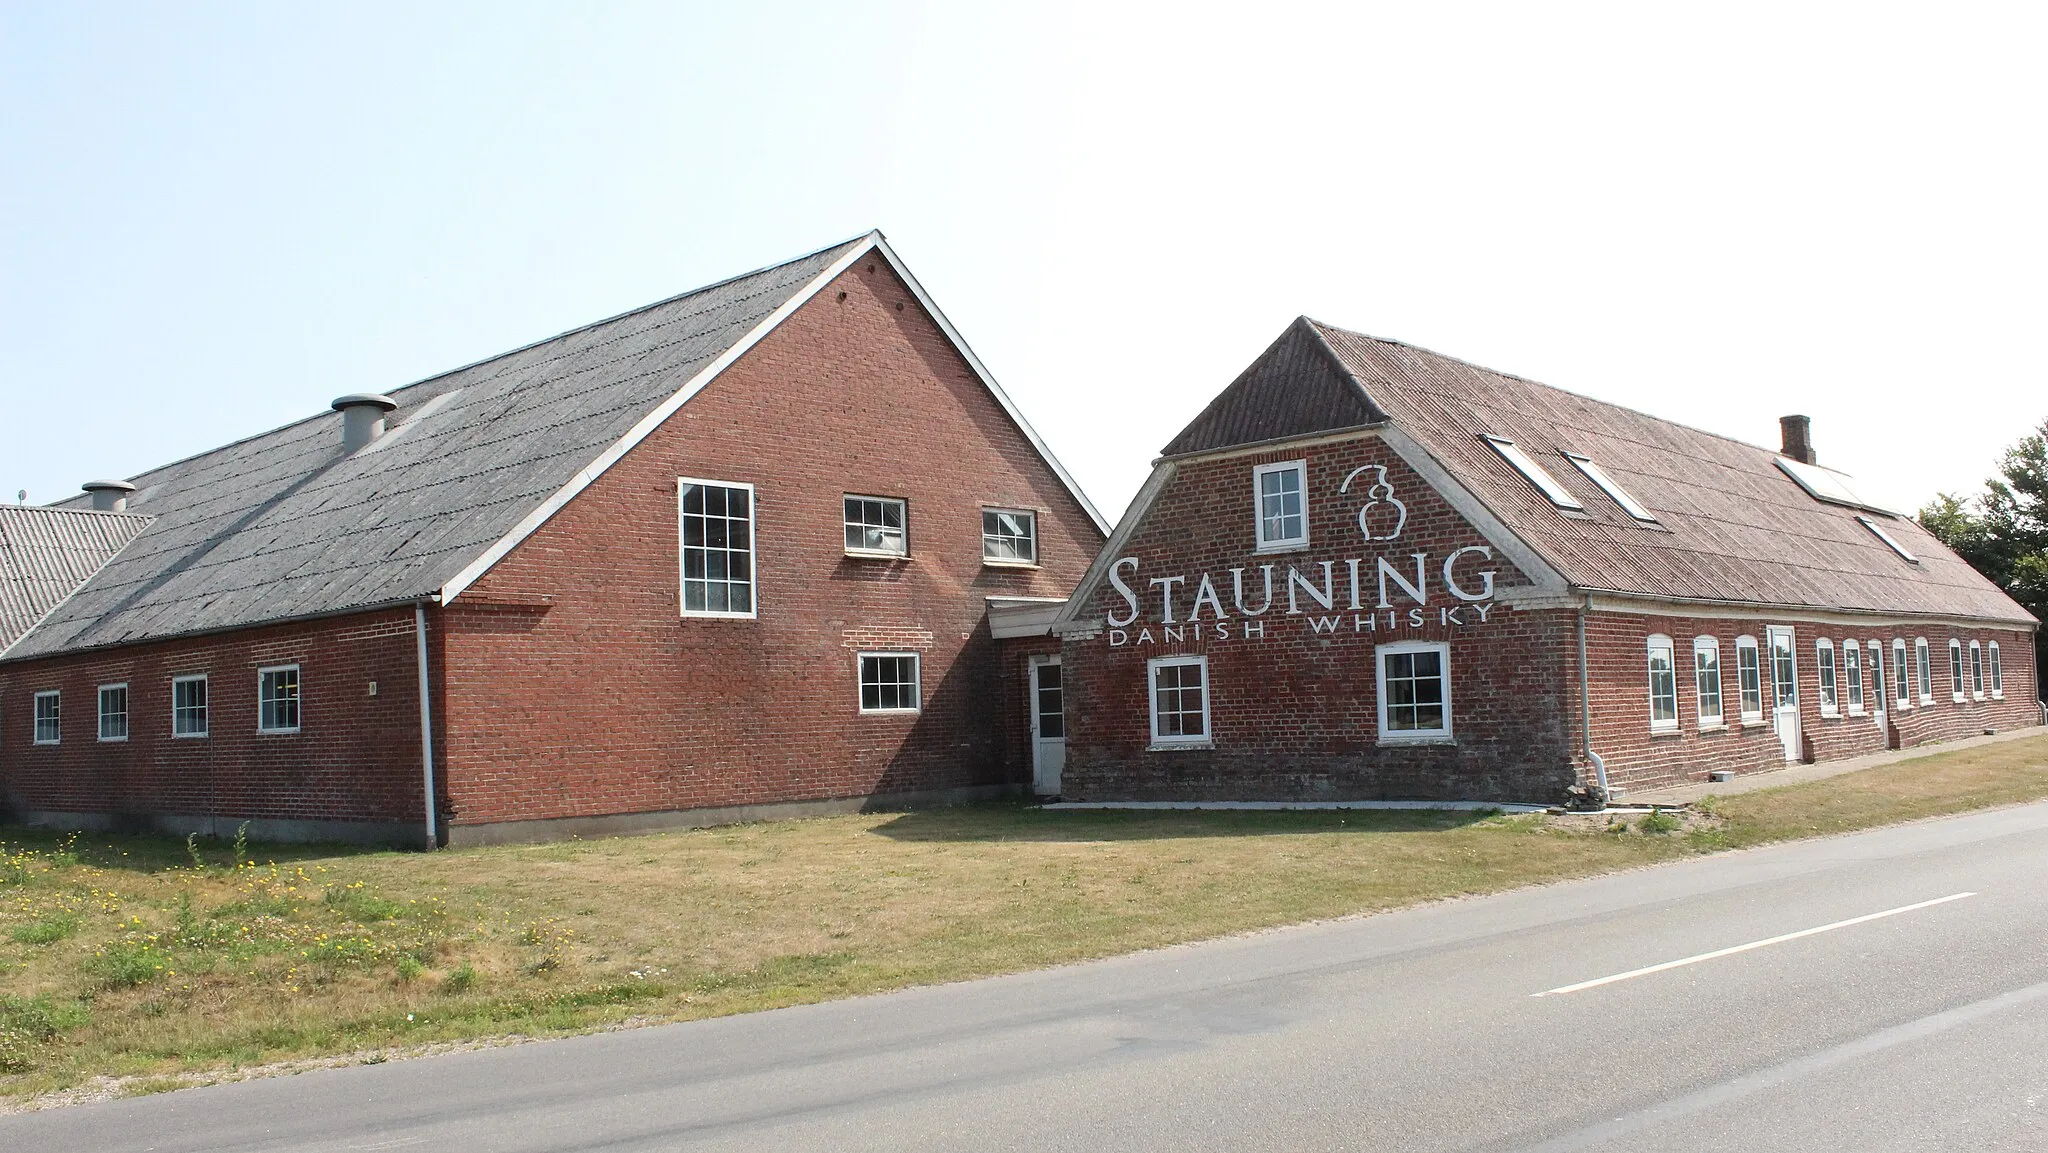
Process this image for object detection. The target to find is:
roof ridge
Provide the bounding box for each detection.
[1306,318,1801,466]
[54,233,878,505]
[5,504,152,522]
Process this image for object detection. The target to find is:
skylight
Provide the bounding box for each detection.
[1776,457,1895,516]
[1562,453,1658,523]
[1482,436,1583,511]
[1857,515,1919,564]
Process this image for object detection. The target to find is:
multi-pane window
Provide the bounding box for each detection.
[1866,640,1884,713]
[857,653,920,713]
[1893,639,1910,707]
[1970,642,1984,698]
[1770,633,1797,710]
[981,508,1037,564]
[1647,635,1679,730]
[1816,640,1838,715]
[1253,461,1307,549]
[259,666,301,733]
[1694,637,1723,725]
[172,675,208,737]
[1990,642,2004,698]
[1149,655,1211,744]
[1034,661,1064,739]
[1949,640,1965,702]
[679,479,755,617]
[1736,636,1763,721]
[1843,641,1863,713]
[1916,638,1933,704]
[98,684,128,742]
[1378,642,1451,740]
[843,496,906,556]
[32,691,60,745]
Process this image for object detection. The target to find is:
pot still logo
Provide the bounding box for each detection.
[1103,463,1499,648]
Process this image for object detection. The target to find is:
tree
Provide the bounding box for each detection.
[1920,418,2048,690]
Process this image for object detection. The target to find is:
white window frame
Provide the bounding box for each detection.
[1562,453,1658,523]
[1377,640,1454,743]
[1647,634,1680,731]
[1857,515,1919,563]
[172,674,209,738]
[842,494,908,558]
[1843,640,1864,715]
[678,477,758,620]
[1693,637,1724,728]
[1915,638,1933,705]
[258,664,302,734]
[980,507,1039,566]
[1482,435,1584,511]
[1148,654,1213,747]
[1990,641,2004,698]
[98,683,129,743]
[1969,641,1984,699]
[1252,460,1309,551]
[1892,638,1910,710]
[855,651,921,715]
[32,690,60,745]
[1735,635,1763,722]
[1948,639,1965,703]
[1815,639,1838,717]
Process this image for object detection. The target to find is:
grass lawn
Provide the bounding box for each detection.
[3,733,2045,1105]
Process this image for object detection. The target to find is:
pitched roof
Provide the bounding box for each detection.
[0,506,153,652]
[1160,317,2036,626]
[3,233,1104,662]
[1162,321,1388,456]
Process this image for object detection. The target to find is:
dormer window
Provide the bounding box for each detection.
[1482,436,1583,511]
[1253,461,1308,550]
[1562,453,1658,523]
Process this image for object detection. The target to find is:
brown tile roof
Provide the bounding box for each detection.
[0,506,152,653]
[1166,317,2036,626]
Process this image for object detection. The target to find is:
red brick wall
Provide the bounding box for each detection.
[438,258,1102,827]
[0,609,431,829]
[1583,611,2041,793]
[1059,437,1581,803]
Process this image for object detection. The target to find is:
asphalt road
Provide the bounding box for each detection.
[10,801,2048,1152]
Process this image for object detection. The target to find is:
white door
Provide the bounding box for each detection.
[1767,626,1800,762]
[1030,657,1065,795]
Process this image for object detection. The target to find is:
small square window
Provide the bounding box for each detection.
[260,666,301,733]
[1252,461,1308,550]
[98,684,129,742]
[844,495,907,556]
[173,675,208,737]
[858,652,920,713]
[33,691,60,745]
[1148,655,1211,745]
[981,508,1037,564]
[1379,641,1452,741]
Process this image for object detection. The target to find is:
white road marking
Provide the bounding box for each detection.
[1531,891,1977,997]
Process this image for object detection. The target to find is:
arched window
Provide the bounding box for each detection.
[1970,641,1984,698]
[1949,639,1965,703]
[1991,641,2004,698]
[1736,635,1763,722]
[1694,637,1723,726]
[1816,638,1838,715]
[1843,640,1863,713]
[1916,638,1933,705]
[1893,639,1910,708]
[1647,634,1679,731]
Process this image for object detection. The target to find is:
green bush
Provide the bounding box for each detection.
[1637,810,1683,835]
[441,962,478,993]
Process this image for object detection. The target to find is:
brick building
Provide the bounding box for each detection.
[1041,318,2042,803]
[0,233,1106,845]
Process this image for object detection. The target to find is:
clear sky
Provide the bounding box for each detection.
[4,2,2043,523]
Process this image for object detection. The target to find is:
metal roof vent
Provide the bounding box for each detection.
[81,479,137,512]
[333,394,399,453]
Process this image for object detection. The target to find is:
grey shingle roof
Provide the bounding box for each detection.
[0,506,153,652]
[3,236,867,661]
[1159,316,2037,626]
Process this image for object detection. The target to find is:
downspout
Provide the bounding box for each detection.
[415,600,438,850]
[1576,595,1611,803]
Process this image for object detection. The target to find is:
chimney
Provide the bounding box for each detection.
[1779,414,1815,465]
[333,394,399,453]
[81,479,136,512]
